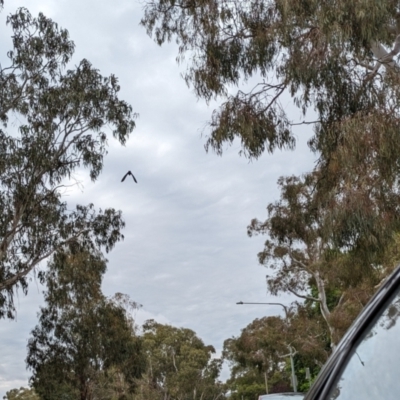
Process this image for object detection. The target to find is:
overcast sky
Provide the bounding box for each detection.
[0,0,317,396]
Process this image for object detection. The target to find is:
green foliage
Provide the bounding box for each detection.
[3,387,39,400]
[136,320,227,400]
[26,247,146,400]
[223,312,326,398]
[0,7,136,318]
[294,362,319,393]
[305,285,341,318]
[228,374,269,400]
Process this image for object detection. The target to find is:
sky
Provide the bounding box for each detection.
[0,0,317,396]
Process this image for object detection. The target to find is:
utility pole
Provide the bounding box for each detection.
[279,345,298,392]
[289,346,297,392]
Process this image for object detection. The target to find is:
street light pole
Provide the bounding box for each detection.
[236,301,297,392]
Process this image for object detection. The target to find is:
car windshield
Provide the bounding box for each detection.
[327,285,400,399]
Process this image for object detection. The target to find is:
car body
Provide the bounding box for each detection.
[258,393,304,400]
[304,264,400,399]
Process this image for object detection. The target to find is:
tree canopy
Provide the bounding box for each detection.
[247,170,400,347]
[223,308,327,398]
[136,320,227,400]
[26,247,146,400]
[0,7,135,318]
[141,0,400,158]
[2,387,39,400]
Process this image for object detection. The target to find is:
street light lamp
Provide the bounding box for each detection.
[236,300,297,392]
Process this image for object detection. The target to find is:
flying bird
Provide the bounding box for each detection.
[121,171,137,183]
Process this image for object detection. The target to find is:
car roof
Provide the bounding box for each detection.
[259,393,304,399]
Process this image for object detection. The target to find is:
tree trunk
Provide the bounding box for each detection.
[314,270,336,350]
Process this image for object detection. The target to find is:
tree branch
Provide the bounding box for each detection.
[365,35,400,81]
[287,287,319,302]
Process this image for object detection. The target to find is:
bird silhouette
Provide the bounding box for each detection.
[121,171,137,183]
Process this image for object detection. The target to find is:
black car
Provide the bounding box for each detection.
[304,264,400,399]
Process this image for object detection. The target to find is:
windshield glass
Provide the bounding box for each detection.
[327,286,400,399]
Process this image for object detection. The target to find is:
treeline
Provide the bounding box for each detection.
[4,246,226,400]
[3,240,397,399]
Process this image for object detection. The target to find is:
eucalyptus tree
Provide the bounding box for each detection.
[138,320,226,400]
[26,247,146,400]
[141,0,400,158]
[223,311,326,398]
[2,387,39,400]
[141,0,400,258]
[223,316,292,399]
[247,172,396,347]
[0,8,136,318]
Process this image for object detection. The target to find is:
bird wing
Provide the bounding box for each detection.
[131,174,137,183]
[121,172,129,182]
